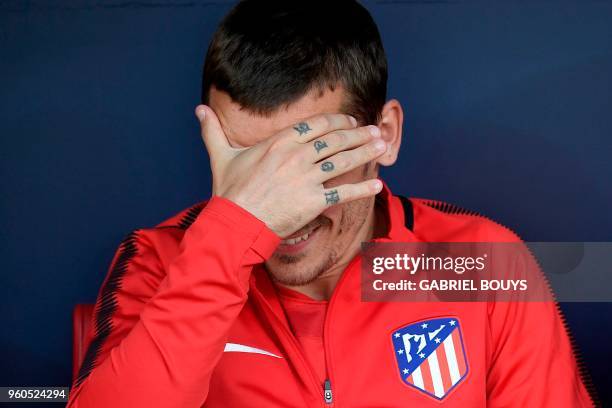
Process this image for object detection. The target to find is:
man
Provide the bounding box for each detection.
[67,1,595,406]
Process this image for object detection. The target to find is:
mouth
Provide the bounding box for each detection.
[276,225,322,254]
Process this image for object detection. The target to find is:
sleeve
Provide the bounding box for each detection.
[485,252,596,407]
[67,196,280,408]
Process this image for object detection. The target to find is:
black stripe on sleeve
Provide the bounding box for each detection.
[74,230,140,387]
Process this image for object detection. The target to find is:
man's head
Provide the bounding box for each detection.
[201,0,403,287]
[202,0,387,126]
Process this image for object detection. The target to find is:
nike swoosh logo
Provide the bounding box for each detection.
[223,342,283,359]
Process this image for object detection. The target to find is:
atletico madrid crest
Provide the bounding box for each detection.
[391,317,468,400]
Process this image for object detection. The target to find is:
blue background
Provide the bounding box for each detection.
[1,0,610,405]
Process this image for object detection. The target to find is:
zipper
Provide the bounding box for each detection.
[252,242,381,406]
[321,253,368,407]
[251,286,328,406]
[323,379,333,404]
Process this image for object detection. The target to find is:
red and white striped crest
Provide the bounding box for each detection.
[391,317,468,400]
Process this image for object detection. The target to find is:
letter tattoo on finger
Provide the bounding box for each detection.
[294,122,312,136]
[321,161,334,172]
[314,140,328,153]
[325,190,340,205]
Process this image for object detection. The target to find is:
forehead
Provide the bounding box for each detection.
[209,86,347,147]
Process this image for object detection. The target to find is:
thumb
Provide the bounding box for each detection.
[195,105,230,161]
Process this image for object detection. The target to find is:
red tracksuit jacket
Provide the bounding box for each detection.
[67,182,595,407]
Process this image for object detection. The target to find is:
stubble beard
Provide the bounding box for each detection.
[266,197,373,286]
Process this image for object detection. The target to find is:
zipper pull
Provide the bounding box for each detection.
[323,379,333,404]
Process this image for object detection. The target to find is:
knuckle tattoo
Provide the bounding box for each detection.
[314,140,328,153]
[293,122,312,136]
[324,189,340,205]
[320,161,335,172]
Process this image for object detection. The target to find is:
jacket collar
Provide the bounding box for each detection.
[374,179,416,242]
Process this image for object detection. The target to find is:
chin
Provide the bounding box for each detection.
[267,244,340,287]
[266,251,321,285]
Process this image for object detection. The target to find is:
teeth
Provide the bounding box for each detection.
[281,230,311,245]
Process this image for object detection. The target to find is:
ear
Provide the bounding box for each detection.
[376,99,403,166]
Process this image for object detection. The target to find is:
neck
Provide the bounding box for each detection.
[282,196,387,301]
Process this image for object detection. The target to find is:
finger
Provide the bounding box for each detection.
[277,113,358,144]
[195,105,231,159]
[304,125,381,163]
[319,179,383,207]
[310,138,387,182]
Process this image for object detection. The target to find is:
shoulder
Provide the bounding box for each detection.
[116,199,210,266]
[398,196,522,243]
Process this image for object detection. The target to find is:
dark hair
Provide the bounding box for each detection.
[201,0,388,125]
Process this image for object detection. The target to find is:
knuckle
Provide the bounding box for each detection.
[334,131,348,147]
[313,191,327,208]
[344,187,357,200]
[266,137,285,153]
[287,151,303,166]
[368,142,382,156]
[320,114,333,130]
[307,167,321,181]
[336,156,351,170]
[361,126,374,139]
[360,183,371,195]
[303,188,320,208]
